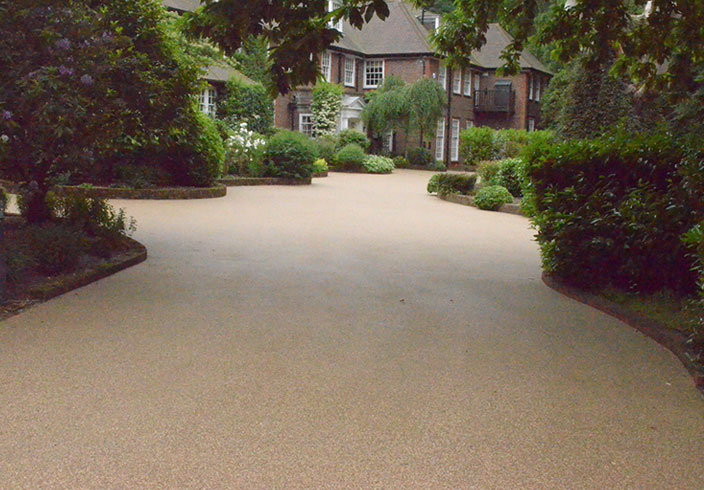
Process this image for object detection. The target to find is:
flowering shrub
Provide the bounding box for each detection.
[362,155,394,174]
[225,122,266,176]
[311,83,344,136]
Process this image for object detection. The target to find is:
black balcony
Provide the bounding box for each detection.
[474,89,516,114]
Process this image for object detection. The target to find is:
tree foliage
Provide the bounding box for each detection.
[218,78,274,135]
[311,82,345,137]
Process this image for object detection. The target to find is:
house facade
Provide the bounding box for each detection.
[275,1,552,166]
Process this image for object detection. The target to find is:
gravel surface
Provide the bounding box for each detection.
[1,170,703,489]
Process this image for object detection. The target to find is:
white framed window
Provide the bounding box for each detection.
[299,113,314,136]
[466,120,474,130]
[321,51,332,82]
[344,57,355,87]
[328,1,343,32]
[198,87,217,118]
[528,117,536,132]
[463,69,471,96]
[474,73,481,93]
[451,118,460,161]
[435,118,445,161]
[438,63,447,90]
[529,75,534,100]
[383,131,394,153]
[364,59,384,88]
[535,77,542,101]
[453,69,462,94]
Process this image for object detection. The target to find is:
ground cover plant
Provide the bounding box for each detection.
[362,155,394,174]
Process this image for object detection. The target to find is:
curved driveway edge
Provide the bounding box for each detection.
[543,272,704,393]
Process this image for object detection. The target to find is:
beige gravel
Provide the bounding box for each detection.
[1,170,703,489]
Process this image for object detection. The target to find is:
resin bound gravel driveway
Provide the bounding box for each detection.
[1,170,703,489]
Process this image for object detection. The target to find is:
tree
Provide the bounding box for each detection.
[183,0,392,94]
[363,77,445,148]
[218,78,274,135]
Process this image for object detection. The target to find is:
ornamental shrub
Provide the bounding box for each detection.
[263,130,315,180]
[312,158,329,174]
[427,173,477,195]
[460,127,498,166]
[336,130,370,152]
[477,161,500,186]
[496,158,526,197]
[523,130,704,293]
[406,147,434,168]
[315,134,338,164]
[311,82,344,136]
[393,156,409,168]
[334,143,366,172]
[218,78,274,135]
[474,185,513,211]
[362,155,394,174]
[493,129,529,159]
[225,122,266,176]
[25,223,88,275]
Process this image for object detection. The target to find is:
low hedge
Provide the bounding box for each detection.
[478,158,526,197]
[362,155,394,174]
[474,185,513,211]
[263,130,315,180]
[427,173,477,195]
[334,143,366,171]
[524,130,704,293]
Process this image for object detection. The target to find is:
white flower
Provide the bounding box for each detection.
[0,134,8,143]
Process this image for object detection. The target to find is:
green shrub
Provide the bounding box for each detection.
[312,158,329,174]
[494,129,529,158]
[477,161,500,186]
[334,143,366,172]
[496,158,526,197]
[524,130,704,293]
[474,185,513,211]
[460,127,498,166]
[315,134,338,164]
[427,173,477,195]
[362,155,394,174]
[218,78,274,135]
[393,156,410,168]
[406,147,434,168]
[263,130,316,179]
[25,223,88,275]
[224,122,266,176]
[114,164,173,188]
[336,130,370,152]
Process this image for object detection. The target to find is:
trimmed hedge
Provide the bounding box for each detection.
[336,130,370,152]
[263,130,315,180]
[363,155,394,174]
[334,143,366,172]
[427,173,477,195]
[478,158,526,197]
[524,131,704,293]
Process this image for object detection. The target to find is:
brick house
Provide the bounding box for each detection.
[276,1,552,167]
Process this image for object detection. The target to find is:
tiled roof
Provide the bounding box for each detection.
[471,24,551,74]
[162,0,200,12]
[204,64,256,85]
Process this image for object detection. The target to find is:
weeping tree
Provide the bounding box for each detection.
[363,76,445,149]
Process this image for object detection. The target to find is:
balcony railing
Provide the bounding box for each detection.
[474,89,516,114]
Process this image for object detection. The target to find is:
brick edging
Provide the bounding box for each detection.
[25,237,148,302]
[218,176,312,186]
[542,272,704,394]
[0,179,227,200]
[436,192,524,216]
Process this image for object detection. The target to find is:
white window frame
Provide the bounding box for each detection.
[383,131,394,154]
[438,63,447,90]
[299,113,314,136]
[463,69,471,96]
[473,73,481,93]
[528,117,536,132]
[451,118,460,162]
[321,51,332,82]
[344,56,356,87]
[328,1,343,32]
[529,75,534,101]
[364,59,384,89]
[535,77,542,101]
[435,118,446,161]
[198,87,217,118]
[466,120,474,130]
[453,69,462,94]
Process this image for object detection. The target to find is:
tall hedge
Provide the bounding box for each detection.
[218,78,274,135]
[524,131,704,293]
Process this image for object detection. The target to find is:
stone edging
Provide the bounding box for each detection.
[25,237,148,302]
[0,179,226,200]
[542,273,704,394]
[218,176,312,186]
[436,192,524,216]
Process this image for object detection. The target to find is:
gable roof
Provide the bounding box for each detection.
[472,24,551,74]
